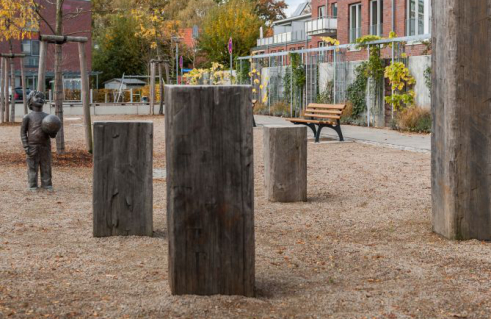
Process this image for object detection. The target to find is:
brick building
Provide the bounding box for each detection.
[253,0,431,60]
[0,0,92,91]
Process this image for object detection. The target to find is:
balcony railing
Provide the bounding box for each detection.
[349,27,361,43]
[406,18,429,36]
[370,23,383,36]
[256,30,306,47]
[305,17,337,36]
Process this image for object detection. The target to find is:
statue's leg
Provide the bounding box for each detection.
[40,145,53,189]
[26,147,39,190]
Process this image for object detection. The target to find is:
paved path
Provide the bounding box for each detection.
[255,115,430,153]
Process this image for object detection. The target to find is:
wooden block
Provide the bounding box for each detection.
[432,0,491,240]
[165,85,255,296]
[93,121,153,237]
[263,125,307,202]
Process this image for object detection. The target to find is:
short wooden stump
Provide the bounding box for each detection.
[92,121,153,237]
[263,125,307,202]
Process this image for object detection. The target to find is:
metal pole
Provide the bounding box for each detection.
[176,43,179,85]
[230,52,233,83]
[290,63,293,117]
[268,56,271,114]
[391,42,395,120]
[333,50,337,104]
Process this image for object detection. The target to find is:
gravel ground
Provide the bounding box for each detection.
[1,115,491,319]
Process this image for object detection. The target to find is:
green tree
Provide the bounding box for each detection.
[93,14,149,85]
[199,0,263,66]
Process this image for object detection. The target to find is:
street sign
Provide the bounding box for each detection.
[228,37,233,54]
[192,25,199,39]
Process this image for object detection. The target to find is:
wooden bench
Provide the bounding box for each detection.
[287,103,346,143]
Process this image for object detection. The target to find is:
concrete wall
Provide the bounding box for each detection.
[408,55,431,109]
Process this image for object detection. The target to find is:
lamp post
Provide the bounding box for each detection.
[171,36,182,84]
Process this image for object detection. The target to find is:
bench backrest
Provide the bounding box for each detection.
[303,103,346,120]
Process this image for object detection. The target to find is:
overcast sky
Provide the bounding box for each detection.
[284,0,305,17]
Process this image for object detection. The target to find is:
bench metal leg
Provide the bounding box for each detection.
[319,121,344,142]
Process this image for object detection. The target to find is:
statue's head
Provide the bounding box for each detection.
[27,91,45,110]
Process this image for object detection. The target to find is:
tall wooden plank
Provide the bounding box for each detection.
[432,0,491,240]
[37,41,47,93]
[78,42,93,153]
[93,121,154,237]
[165,85,255,296]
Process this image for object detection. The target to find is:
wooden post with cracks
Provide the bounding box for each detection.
[165,85,255,296]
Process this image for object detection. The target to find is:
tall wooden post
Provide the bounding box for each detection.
[78,42,93,153]
[149,62,156,115]
[9,58,15,122]
[93,121,153,237]
[165,85,255,296]
[4,58,9,122]
[0,58,4,123]
[432,0,491,240]
[37,40,47,93]
[20,58,27,115]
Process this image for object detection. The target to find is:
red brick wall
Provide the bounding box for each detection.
[0,0,92,73]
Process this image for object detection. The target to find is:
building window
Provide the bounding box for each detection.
[331,3,338,18]
[370,0,383,36]
[21,40,40,67]
[349,3,362,43]
[318,6,326,18]
[407,0,430,36]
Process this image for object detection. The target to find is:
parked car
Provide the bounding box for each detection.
[7,87,31,101]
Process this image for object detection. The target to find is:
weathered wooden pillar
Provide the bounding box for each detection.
[432,0,491,240]
[165,85,255,296]
[263,125,307,202]
[93,121,153,237]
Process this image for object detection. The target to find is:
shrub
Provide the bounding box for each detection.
[396,107,431,133]
[340,102,354,124]
[253,101,269,115]
[270,101,291,117]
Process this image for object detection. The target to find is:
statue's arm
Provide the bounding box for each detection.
[21,116,29,152]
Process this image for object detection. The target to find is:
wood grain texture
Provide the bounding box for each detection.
[432,0,491,240]
[165,85,255,296]
[93,121,153,237]
[263,126,307,202]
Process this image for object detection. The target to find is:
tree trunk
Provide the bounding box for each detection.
[20,58,27,115]
[4,58,9,123]
[10,58,15,122]
[0,58,4,123]
[37,41,47,93]
[149,62,155,115]
[78,42,92,153]
[165,85,255,296]
[158,63,164,115]
[432,0,491,240]
[54,0,65,153]
[93,121,153,237]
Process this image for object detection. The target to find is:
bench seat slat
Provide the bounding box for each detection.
[305,109,342,115]
[286,118,336,124]
[308,103,346,110]
[303,113,341,120]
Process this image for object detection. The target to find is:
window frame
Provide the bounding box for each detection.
[369,0,383,36]
[349,3,362,43]
[407,0,431,36]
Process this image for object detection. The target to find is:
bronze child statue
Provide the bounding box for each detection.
[21,91,61,191]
